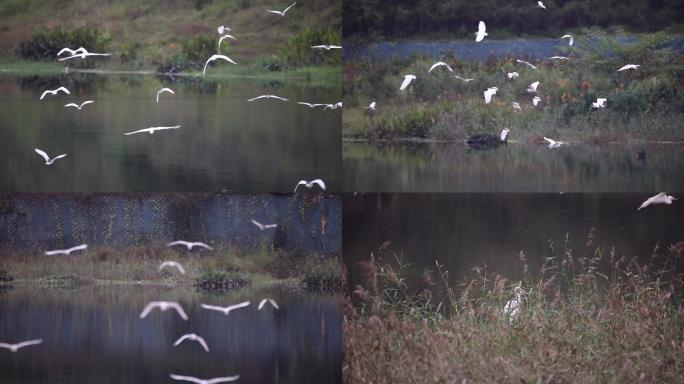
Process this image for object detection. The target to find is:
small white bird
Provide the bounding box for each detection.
[527,81,540,93]
[266,2,296,16]
[543,137,569,148]
[57,47,87,57]
[475,21,487,42]
[248,94,289,102]
[156,88,175,103]
[57,49,111,61]
[170,374,240,384]
[537,1,546,9]
[294,179,326,192]
[454,75,474,82]
[511,102,521,111]
[507,72,519,79]
[502,285,524,321]
[201,301,251,316]
[166,241,213,251]
[0,339,43,353]
[202,54,237,76]
[218,34,238,50]
[592,98,607,109]
[483,87,498,104]
[428,61,453,73]
[40,87,70,100]
[638,192,676,211]
[217,26,231,35]
[35,148,68,165]
[124,126,181,136]
[364,101,376,112]
[561,34,574,46]
[516,59,537,70]
[174,333,209,352]
[400,75,416,91]
[311,45,342,50]
[251,219,278,231]
[64,100,94,110]
[296,102,326,108]
[139,301,189,321]
[618,64,640,72]
[500,128,510,142]
[323,101,343,110]
[548,56,569,60]
[158,261,186,274]
[532,96,541,106]
[258,298,279,310]
[44,244,87,256]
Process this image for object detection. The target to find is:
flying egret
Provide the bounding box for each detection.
[202,54,237,76]
[503,285,524,322]
[507,72,519,79]
[638,192,676,211]
[173,333,209,352]
[218,34,237,50]
[618,64,640,72]
[39,87,70,100]
[311,45,342,50]
[258,298,279,310]
[158,261,186,274]
[543,137,569,148]
[475,21,487,42]
[516,59,537,69]
[454,75,474,82]
[483,87,498,104]
[35,148,68,165]
[511,102,521,111]
[428,61,453,73]
[64,100,94,110]
[251,219,278,231]
[139,301,189,321]
[297,102,326,108]
[201,301,251,316]
[0,339,43,353]
[266,2,296,16]
[217,26,231,35]
[57,47,87,57]
[156,88,175,103]
[44,244,87,256]
[247,94,289,102]
[58,48,111,61]
[561,34,574,46]
[591,98,607,109]
[400,75,416,91]
[364,101,376,112]
[170,374,240,384]
[548,56,569,60]
[124,126,180,136]
[166,241,213,251]
[500,128,510,142]
[527,81,540,93]
[532,96,541,106]
[536,1,546,9]
[323,101,343,110]
[294,179,326,192]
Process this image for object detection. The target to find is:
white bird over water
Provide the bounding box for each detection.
[527,81,540,93]
[202,54,237,76]
[35,148,68,165]
[592,98,607,109]
[44,244,87,256]
[217,25,231,34]
[364,101,376,111]
[507,72,519,79]
[251,219,278,231]
[543,137,569,148]
[400,75,416,91]
[124,125,180,136]
[139,301,189,321]
[65,100,94,110]
[248,94,289,102]
[258,298,279,310]
[532,96,541,106]
[166,241,213,251]
[158,261,186,274]
[516,59,537,69]
[454,75,474,82]
[174,333,210,352]
[266,1,296,16]
[475,21,487,42]
[311,45,342,50]
[156,88,175,103]
[500,128,510,142]
[483,87,498,104]
[170,374,240,384]
[201,301,251,316]
[218,34,238,50]
[40,87,70,100]
[0,339,43,353]
[428,61,453,73]
[294,179,326,192]
[618,64,640,72]
[502,284,524,322]
[536,1,546,9]
[638,192,676,211]
[561,34,574,46]
[57,47,87,57]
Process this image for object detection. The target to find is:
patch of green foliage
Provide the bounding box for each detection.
[15,26,111,68]
[281,25,341,66]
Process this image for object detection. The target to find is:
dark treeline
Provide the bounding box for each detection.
[343,0,684,40]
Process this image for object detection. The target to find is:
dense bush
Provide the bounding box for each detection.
[194,271,251,292]
[16,26,111,67]
[158,34,216,73]
[281,26,341,66]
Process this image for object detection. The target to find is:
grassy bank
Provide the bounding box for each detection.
[343,30,684,142]
[343,241,684,383]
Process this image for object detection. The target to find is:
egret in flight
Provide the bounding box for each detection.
[139,301,189,321]
[507,72,519,79]
[428,61,453,73]
[500,128,510,142]
[65,100,94,110]
[57,47,87,57]
[536,1,546,9]
[217,25,231,35]
[511,102,521,111]
[561,34,574,46]
[124,126,180,136]
[44,244,87,256]
[170,374,240,384]
[364,101,376,112]
[532,96,541,106]
[454,75,474,82]
[294,179,326,192]
[548,56,569,61]
[638,192,676,210]
[158,261,186,274]
[202,54,237,76]
[251,219,278,231]
[156,88,175,103]
[516,59,537,69]
[58,48,111,61]
[40,87,70,100]
[311,45,341,50]
[166,241,213,251]
[618,64,640,72]
[0,339,43,353]
[248,94,289,102]
[174,333,209,352]
[483,87,498,104]
[400,75,416,91]
[201,301,251,316]
[297,102,326,108]
[527,81,540,93]
[266,2,296,16]
[258,298,279,310]
[218,34,237,50]
[475,21,487,42]
[543,137,569,148]
[592,98,607,109]
[35,148,68,165]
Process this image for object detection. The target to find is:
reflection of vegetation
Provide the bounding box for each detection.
[194,271,251,292]
[344,239,684,382]
[17,72,109,94]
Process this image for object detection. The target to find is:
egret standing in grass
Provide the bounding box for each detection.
[592,98,607,109]
[532,96,541,106]
[483,87,498,104]
[202,54,237,76]
[503,284,524,322]
[638,192,676,210]
[500,128,511,143]
[527,81,540,93]
[507,72,519,79]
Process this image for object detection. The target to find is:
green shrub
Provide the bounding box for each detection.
[281,26,341,67]
[194,271,251,292]
[16,26,111,67]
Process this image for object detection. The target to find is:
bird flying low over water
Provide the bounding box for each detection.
[297,102,326,108]
[516,59,537,69]
[311,45,342,50]
[166,241,213,251]
[40,87,70,100]
[364,101,376,111]
[543,137,569,148]
[158,261,186,274]
[618,64,640,71]
[428,61,453,73]
[170,374,240,384]
[139,301,189,321]
[548,56,569,61]
[561,34,574,46]
[173,333,209,352]
[35,148,68,165]
[57,47,87,57]
[258,298,279,310]
[44,244,87,256]
[483,87,498,104]
[202,54,237,76]
[65,100,94,110]
[124,126,181,136]
[266,2,296,16]
[57,48,111,61]
[400,75,416,91]
[201,301,251,316]
[638,192,676,211]
[323,101,342,110]
[0,339,43,353]
[156,88,175,103]
[294,179,326,192]
[592,98,607,109]
[251,219,278,231]
[475,21,487,42]
[248,94,289,102]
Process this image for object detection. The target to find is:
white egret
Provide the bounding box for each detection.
[591,98,607,109]
[502,285,524,321]
[511,102,521,111]
[201,301,251,316]
[0,339,43,353]
[156,88,175,103]
[638,192,676,211]
[475,21,487,42]
[543,137,569,148]
[64,100,94,110]
[500,128,510,142]
[297,102,326,108]
[364,101,376,112]
[35,148,68,165]
[247,94,289,102]
[618,64,640,72]
[217,26,231,35]
[218,34,238,50]
[57,47,87,57]
[428,61,453,73]
[170,374,240,384]
[202,54,237,76]
[139,301,188,321]
[258,298,279,310]
[44,244,87,256]
[166,241,213,251]
[537,1,546,9]
[266,2,296,16]
[173,333,209,352]
[251,219,278,231]
[507,72,519,79]
[158,261,186,274]
[58,49,111,61]
[124,126,180,136]
[454,75,474,82]
[483,87,498,104]
[527,81,540,93]
[561,34,574,46]
[323,101,343,110]
[532,96,541,106]
[311,45,342,50]
[39,87,70,100]
[548,56,569,60]
[516,59,537,69]
[294,179,326,192]
[399,75,416,91]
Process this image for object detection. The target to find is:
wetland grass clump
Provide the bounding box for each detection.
[344,239,684,383]
[193,271,251,292]
[301,259,345,293]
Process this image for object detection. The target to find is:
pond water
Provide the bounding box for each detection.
[0,74,340,192]
[343,141,684,192]
[343,193,684,287]
[0,285,341,383]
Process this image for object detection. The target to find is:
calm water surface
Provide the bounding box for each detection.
[0,285,341,383]
[0,74,340,192]
[343,142,684,192]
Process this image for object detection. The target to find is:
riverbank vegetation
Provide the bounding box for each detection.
[343,239,684,383]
